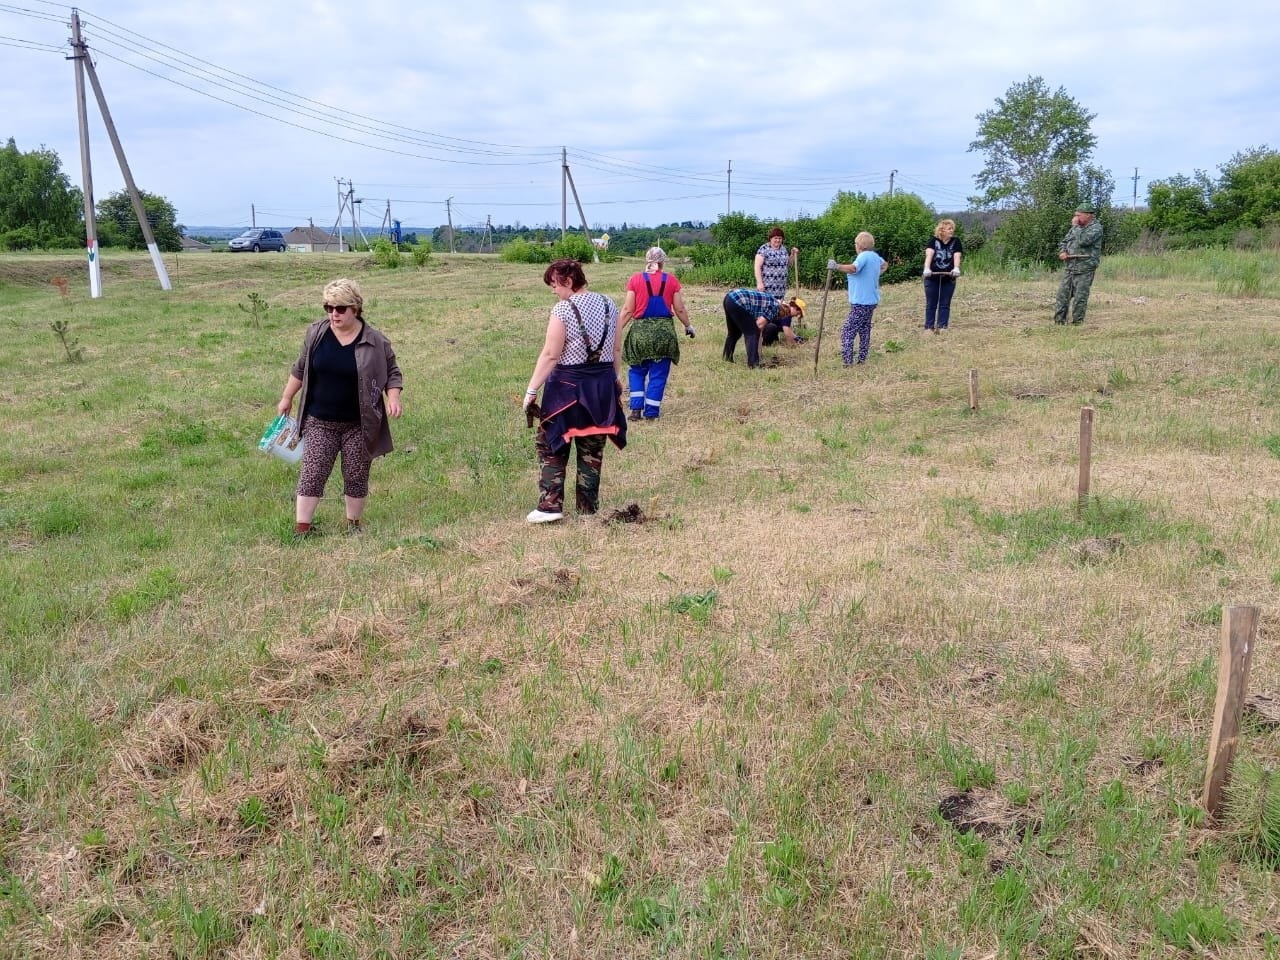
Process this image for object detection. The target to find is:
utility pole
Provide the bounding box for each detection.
[80,43,172,290]
[726,159,732,216]
[446,196,455,253]
[72,10,171,293]
[348,181,359,251]
[561,147,568,240]
[484,214,493,253]
[1132,167,1139,211]
[888,170,897,198]
[251,203,256,228]
[332,178,347,253]
[562,163,598,263]
[70,10,100,298]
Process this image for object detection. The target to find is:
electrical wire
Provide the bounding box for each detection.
[0,32,61,51]
[4,3,985,218]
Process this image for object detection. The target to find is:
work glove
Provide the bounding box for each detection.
[922,269,933,278]
[684,325,696,338]
[951,268,961,278]
[522,390,537,411]
[827,259,839,271]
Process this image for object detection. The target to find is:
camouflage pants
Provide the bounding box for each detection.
[1054,268,1096,324]
[535,428,606,514]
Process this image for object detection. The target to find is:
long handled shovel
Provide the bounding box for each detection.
[813,267,833,378]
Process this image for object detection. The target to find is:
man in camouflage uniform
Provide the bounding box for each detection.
[1054,203,1104,325]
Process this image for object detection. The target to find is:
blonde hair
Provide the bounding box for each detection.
[322,278,363,316]
[855,231,875,252]
[934,219,956,239]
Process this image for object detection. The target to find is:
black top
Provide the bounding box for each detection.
[304,324,361,422]
[927,236,963,273]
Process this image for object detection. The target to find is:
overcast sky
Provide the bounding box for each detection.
[1,0,1275,232]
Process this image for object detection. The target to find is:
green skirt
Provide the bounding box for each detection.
[623,315,680,367]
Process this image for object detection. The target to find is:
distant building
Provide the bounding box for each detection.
[285,224,342,253]
[178,235,212,252]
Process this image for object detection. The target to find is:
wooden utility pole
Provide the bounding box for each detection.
[70,10,101,298]
[1203,605,1261,816]
[726,159,732,216]
[79,43,171,290]
[888,169,897,197]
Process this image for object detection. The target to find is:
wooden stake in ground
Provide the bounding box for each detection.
[1203,605,1261,817]
[968,369,979,411]
[1077,406,1094,508]
[813,268,833,378]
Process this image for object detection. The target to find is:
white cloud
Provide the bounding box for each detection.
[0,0,1276,227]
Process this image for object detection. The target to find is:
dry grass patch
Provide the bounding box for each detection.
[4,250,1280,957]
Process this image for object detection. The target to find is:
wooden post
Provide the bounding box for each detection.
[968,369,978,411]
[1077,406,1094,508]
[1203,605,1261,816]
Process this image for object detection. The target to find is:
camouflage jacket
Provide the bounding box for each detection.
[1059,220,1104,270]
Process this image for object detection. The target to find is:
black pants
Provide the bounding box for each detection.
[723,295,762,368]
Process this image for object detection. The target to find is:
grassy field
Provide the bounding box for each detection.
[2,247,1280,959]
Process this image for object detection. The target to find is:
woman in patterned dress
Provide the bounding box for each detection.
[754,227,797,299]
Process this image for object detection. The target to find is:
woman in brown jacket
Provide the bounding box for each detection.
[277,278,403,537]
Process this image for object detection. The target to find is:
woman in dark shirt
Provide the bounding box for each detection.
[277,278,403,537]
[921,218,964,332]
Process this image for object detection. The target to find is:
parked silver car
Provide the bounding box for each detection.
[229,228,287,252]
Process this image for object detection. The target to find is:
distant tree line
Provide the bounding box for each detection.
[0,138,184,252]
[430,221,712,255]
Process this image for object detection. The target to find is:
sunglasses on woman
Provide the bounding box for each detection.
[323,304,351,314]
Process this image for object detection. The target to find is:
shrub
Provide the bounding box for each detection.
[0,226,37,250]
[500,238,551,264]
[408,241,431,268]
[371,237,402,269]
[549,233,596,263]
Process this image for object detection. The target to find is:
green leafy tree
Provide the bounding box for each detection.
[969,76,1098,208]
[992,165,1116,266]
[96,189,182,252]
[1212,146,1280,228]
[0,138,83,248]
[1144,172,1214,235]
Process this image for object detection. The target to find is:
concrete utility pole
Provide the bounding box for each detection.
[1132,167,1139,211]
[72,9,171,293]
[70,10,100,298]
[562,165,598,263]
[80,45,171,290]
[561,147,568,240]
[333,179,347,252]
[446,196,455,253]
[888,170,898,198]
[348,182,359,250]
[726,159,732,216]
[251,203,256,228]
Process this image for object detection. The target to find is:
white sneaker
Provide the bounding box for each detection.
[526,509,564,524]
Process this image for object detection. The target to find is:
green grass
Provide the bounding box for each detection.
[2,248,1280,957]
